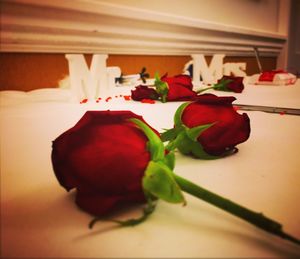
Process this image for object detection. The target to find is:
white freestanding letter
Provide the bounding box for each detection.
[191,54,225,85]
[65,54,108,100]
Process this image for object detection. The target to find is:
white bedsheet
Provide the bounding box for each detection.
[1,81,300,258]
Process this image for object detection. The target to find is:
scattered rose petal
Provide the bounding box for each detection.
[141,99,156,104]
[123,95,131,101]
[80,99,88,104]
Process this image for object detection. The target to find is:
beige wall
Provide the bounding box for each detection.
[1,0,287,56]
[107,0,280,33]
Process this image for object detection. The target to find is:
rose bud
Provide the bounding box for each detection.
[52,110,185,219]
[161,94,250,158]
[155,73,197,102]
[216,75,244,93]
[197,75,244,94]
[131,85,159,101]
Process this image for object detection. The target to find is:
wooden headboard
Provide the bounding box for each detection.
[0,53,276,91]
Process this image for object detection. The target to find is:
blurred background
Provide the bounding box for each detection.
[0,0,299,91]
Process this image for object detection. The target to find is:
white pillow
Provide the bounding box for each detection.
[0,88,76,106]
[0,90,28,106]
[27,88,76,102]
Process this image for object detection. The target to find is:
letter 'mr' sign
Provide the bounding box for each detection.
[65,54,121,100]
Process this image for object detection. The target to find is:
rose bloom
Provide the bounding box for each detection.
[131,85,159,101]
[51,111,158,216]
[181,94,250,156]
[161,74,197,101]
[217,75,244,93]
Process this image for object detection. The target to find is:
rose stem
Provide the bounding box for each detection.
[196,86,215,94]
[174,173,300,246]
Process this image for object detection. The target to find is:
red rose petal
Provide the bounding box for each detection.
[80,98,88,104]
[123,95,131,101]
[141,99,155,104]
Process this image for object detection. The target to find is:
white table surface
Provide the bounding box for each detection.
[1,80,300,258]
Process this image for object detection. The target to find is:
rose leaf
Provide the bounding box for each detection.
[143,161,186,204]
[185,123,214,141]
[163,151,175,170]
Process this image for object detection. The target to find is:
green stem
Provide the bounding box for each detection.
[161,95,167,103]
[89,198,156,228]
[196,86,215,94]
[174,173,300,246]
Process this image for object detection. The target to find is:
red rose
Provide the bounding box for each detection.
[161,74,197,101]
[131,74,198,103]
[52,110,185,218]
[131,85,159,101]
[215,75,244,93]
[51,111,156,216]
[162,94,250,157]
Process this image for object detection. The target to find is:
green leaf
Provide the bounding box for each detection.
[175,131,219,159]
[160,126,182,142]
[129,118,164,162]
[143,161,185,204]
[174,102,190,127]
[162,122,218,159]
[163,151,175,170]
[165,131,186,151]
[154,73,169,103]
[175,132,193,155]
[182,141,218,159]
[185,123,214,141]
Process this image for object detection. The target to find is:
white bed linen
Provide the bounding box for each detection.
[1,81,300,258]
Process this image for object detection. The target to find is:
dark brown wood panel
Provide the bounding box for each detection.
[0,53,69,91]
[0,53,276,91]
